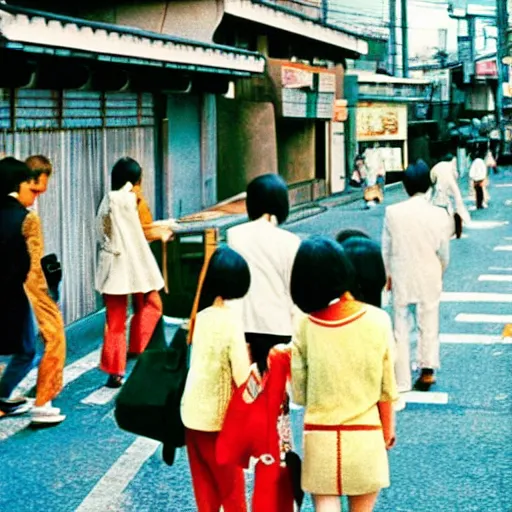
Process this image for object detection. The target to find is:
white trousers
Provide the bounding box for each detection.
[393,301,440,392]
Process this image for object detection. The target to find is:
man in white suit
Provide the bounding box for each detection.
[382,161,451,392]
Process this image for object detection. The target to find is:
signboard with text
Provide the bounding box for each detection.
[356,102,407,141]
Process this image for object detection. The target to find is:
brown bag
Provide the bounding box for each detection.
[364,184,384,203]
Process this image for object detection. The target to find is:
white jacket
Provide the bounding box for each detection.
[382,194,451,305]
[95,183,164,295]
[429,161,470,223]
[227,217,300,336]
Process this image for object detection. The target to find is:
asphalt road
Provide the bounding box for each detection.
[1,170,511,512]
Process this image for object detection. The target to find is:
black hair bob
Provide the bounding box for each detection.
[111,157,143,191]
[0,157,33,196]
[197,245,251,312]
[339,236,386,308]
[246,174,290,225]
[291,236,355,314]
[402,159,431,196]
[336,229,370,245]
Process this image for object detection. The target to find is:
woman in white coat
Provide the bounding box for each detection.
[226,174,300,373]
[95,157,171,388]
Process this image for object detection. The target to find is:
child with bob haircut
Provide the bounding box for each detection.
[290,236,398,512]
[181,245,252,512]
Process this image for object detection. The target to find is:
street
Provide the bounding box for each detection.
[1,171,511,512]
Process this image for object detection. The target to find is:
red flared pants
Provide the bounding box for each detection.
[186,428,247,512]
[101,291,162,376]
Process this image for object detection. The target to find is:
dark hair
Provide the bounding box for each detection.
[291,236,355,314]
[0,157,33,196]
[197,245,251,312]
[441,153,454,163]
[339,236,386,308]
[403,159,431,196]
[246,174,290,225]
[111,157,142,191]
[336,229,371,245]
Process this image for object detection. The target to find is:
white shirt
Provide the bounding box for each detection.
[227,217,301,336]
[382,194,451,305]
[469,158,487,182]
[95,182,164,295]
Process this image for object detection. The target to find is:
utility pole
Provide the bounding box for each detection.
[496,0,508,149]
[401,0,409,77]
[389,0,397,76]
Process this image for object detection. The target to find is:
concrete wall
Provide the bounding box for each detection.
[217,98,278,201]
[277,118,316,184]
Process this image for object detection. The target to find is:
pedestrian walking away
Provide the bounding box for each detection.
[290,236,398,512]
[95,157,172,389]
[180,246,252,512]
[382,160,452,393]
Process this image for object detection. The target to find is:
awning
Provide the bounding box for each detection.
[0,4,265,76]
[223,0,368,56]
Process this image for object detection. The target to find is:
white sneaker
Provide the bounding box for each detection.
[31,402,66,425]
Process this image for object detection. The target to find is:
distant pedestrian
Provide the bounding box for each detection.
[429,154,470,238]
[181,246,251,512]
[95,157,171,389]
[469,152,488,209]
[227,174,300,374]
[290,236,398,512]
[382,161,451,393]
[349,155,367,188]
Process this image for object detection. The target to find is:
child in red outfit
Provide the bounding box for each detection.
[217,344,297,512]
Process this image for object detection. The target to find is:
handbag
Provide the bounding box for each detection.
[114,320,190,465]
[41,253,62,301]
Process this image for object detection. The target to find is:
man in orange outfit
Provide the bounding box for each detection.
[24,155,66,424]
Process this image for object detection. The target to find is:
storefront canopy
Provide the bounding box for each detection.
[0,4,265,76]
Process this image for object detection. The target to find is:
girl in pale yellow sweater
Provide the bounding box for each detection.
[180,245,252,512]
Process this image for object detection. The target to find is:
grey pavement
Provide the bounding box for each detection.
[1,170,511,512]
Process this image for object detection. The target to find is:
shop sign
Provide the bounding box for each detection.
[333,99,348,122]
[282,66,314,89]
[356,102,407,141]
[476,59,498,78]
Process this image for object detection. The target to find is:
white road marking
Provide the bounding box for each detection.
[75,437,160,512]
[494,245,512,251]
[504,237,512,241]
[440,333,511,344]
[478,274,512,282]
[488,266,512,272]
[403,391,449,405]
[466,220,509,229]
[14,349,101,397]
[81,387,120,406]
[455,313,512,324]
[0,349,101,441]
[441,292,512,302]
[495,184,512,188]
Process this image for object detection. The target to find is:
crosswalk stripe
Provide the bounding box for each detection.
[403,391,449,405]
[81,387,120,406]
[455,313,512,324]
[441,292,512,302]
[477,274,512,282]
[494,245,512,251]
[14,349,101,397]
[75,437,160,512]
[466,220,509,229]
[0,349,101,442]
[488,266,512,272]
[495,184,512,188]
[440,333,511,344]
